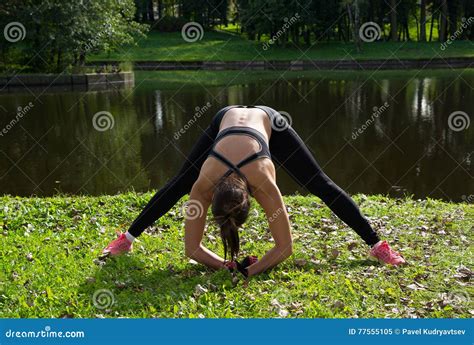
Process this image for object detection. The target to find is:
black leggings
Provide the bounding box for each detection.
[128,106,380,246]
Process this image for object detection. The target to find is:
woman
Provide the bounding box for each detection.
[103,105,405,276]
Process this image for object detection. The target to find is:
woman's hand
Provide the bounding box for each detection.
[224,261,237,271]
[249,180,293,276]
[225,256,259,277]
[241,255,259,267]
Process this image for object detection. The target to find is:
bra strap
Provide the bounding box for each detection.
[209,150,253,194]
[236,152,261,168]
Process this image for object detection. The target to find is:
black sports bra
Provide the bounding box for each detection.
[208,117,271,192]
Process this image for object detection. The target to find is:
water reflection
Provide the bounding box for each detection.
[154,91,164,132]
[0,71,472,201]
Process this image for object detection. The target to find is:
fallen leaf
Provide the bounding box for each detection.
[85,277,96,284]
[330,249,340,259]
[194,284,208,296]
[407,282,426,291]
[294,259,307,267]
[270,298,281,307]
[347,242,358,251]
[453,265,472,281]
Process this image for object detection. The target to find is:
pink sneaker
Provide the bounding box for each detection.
[102,232,132,256]
[370,241,406,266]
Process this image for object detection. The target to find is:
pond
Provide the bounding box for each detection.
[0,70,472,201]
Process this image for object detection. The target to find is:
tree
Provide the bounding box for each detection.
[0,0,148,72]
[420,0,427,41]
[346,0,361,52]
[447,0,458,37]
[390,0,398,41]
[439,0,448,42]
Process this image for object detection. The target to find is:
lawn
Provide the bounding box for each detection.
[132,68,474,91]
[89,31,474,62]
[0,193,472,318]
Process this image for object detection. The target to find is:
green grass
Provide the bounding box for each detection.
[89,31,474,62]
[216,22,438,42]
[133,68,474,91]
[1,193,472,318]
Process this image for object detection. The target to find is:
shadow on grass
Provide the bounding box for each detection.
[336,258,380,269]
[290,258,379,274]
[78,254,233,316]
[77,252,379,316]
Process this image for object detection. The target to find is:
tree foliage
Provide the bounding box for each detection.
[134,0,474,44]
[231,0,474,45]
[0,0,148,72]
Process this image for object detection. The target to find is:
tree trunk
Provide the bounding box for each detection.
[354,0,361,48]
[420,0,427,41]
[304,27,311,45]
[148,0,154,21]
[429,10,435,41]
[57,49,62,72]
[347,2,361,52]
[448,0,458,37]
[368,0,375,21]
[390,0,398,41]
[405,19,410,41]
[79,52,86,66]
[465,0,474,40]
[157,0,162,19]
[413,12,419,41]
[337,21,344,41]
[439,0,448,42]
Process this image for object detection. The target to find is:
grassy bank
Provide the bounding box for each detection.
[89,31,474,62]
[133,68,474,91]
[0,193,472,318]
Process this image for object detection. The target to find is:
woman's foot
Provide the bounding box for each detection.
[369,240,406,266]
[102,232,133,256]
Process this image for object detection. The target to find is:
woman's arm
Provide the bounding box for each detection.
[246,180,293,276]
[184,177,226,270]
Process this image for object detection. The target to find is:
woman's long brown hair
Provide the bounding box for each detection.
[211,174,250,261]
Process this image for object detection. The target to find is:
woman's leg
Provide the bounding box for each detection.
[126,106,236,237]
[268,117,380,246]
[128,106,239,237]
[126,126,215,237]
